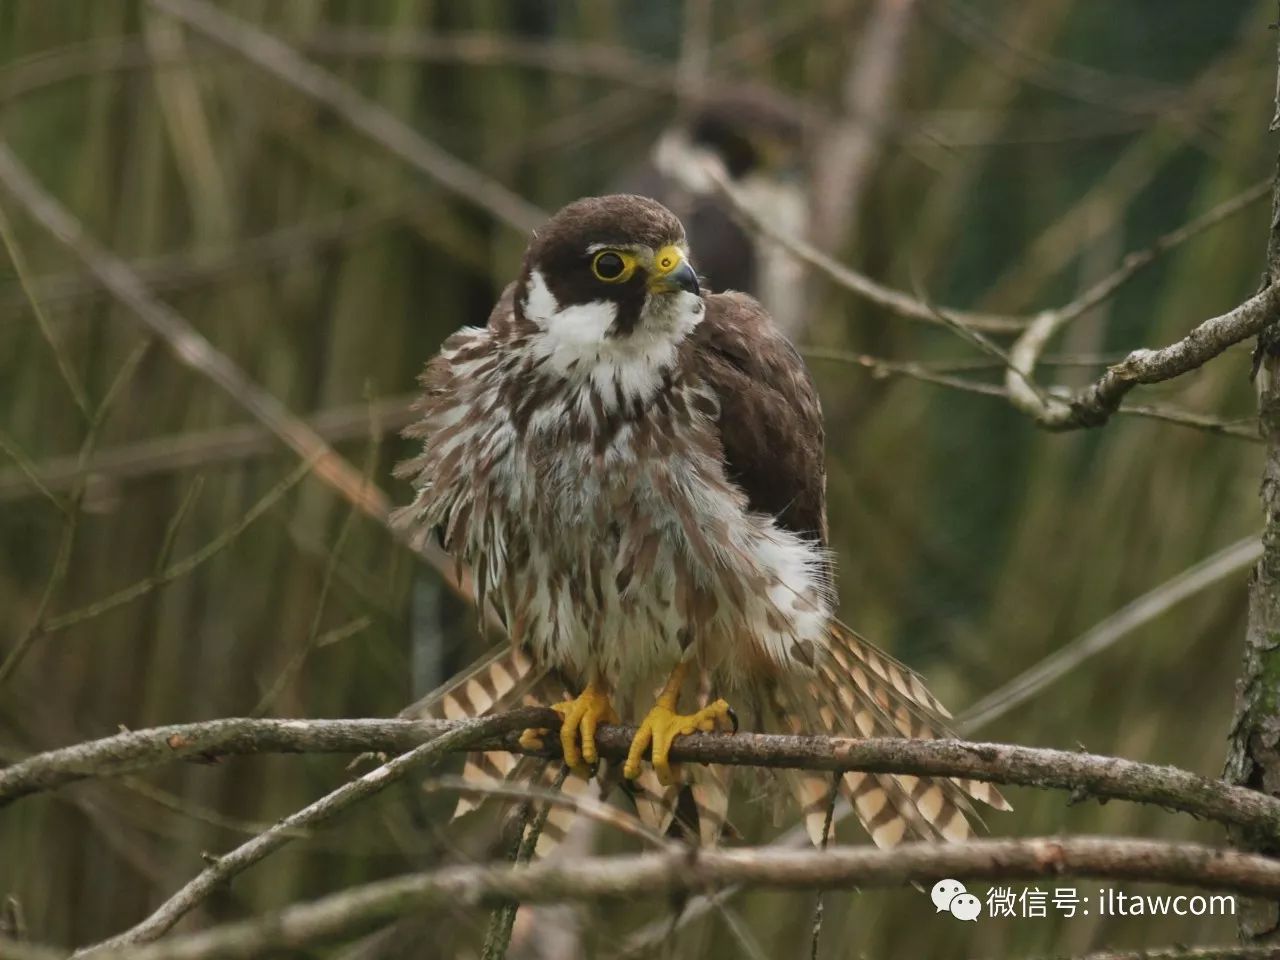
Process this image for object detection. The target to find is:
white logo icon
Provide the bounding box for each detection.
[929,879,983,921]
[950,892,982,922]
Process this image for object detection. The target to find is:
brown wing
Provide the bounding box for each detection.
[690,291,828,546]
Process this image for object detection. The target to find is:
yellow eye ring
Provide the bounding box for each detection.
[592,250,633,283]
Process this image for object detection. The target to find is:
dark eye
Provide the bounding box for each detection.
[592,251,626,281]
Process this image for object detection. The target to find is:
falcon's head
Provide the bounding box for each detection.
[516,195,703,354]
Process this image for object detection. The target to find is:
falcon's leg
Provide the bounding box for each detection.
[519,677,618,778]
[623,661,736,786]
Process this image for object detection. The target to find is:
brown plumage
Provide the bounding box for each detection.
[395,194,1007,851]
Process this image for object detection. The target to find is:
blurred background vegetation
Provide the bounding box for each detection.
[0,1,1273,957]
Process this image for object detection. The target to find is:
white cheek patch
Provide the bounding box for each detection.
[523,266,702,409]
[523,268,560,326]
[549,301,620,345]
[524,268,618,342]
[524,268,617,377]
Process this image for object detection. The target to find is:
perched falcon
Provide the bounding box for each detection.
[394,195,1007,847]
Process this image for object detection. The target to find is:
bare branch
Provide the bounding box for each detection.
[803,348,1261,441]
[809,0,919,253]
[423,775,670,851]
[1050,178,1272,329]
[709,168,1028,334]
[713,165,1278,429]
[146,0,546,234]
[960,534,1262,732]
[1051,283,1280,428]
[1023,947,1280,960]
[50,839,1280,960]
[7,712,1280,842]
[80,711,536,951]
[0,395,417,503]
[31,457,315,638]
[1225,7,1280,943]
[0,204,90,418]
[0,141,469,606]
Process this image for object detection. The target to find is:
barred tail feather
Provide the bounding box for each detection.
[400,644,568,823]
[399,644,540,723]
[778,620,1009,847]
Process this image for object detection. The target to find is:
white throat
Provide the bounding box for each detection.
[522,268,703,408]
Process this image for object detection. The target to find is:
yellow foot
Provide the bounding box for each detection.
[623,694,736,786]
[522,682,618,777]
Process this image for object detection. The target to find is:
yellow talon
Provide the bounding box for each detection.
[623,662,736,785]
[537,680,618,777]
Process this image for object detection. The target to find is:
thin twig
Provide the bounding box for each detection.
[0,394,417,502]
[0,330,151,685]
[0,203,90,417]
[0,142,386,520]
[479,766,570,960]
[708,167,1028,334]
[1052,178,1272,328]
[802,347,1261,441]
[152,476,203,575]
[79,712,538,952]
[1013,947,1280,960]
[0,196,410,321]
[960,534,1261,732]
[147,0,546,234]
[45,838,1280,960]
[0,427,68,511]
[0,140,470,604]
[423,774,669,851]
[809,0,919,254]
[34,456,316,638]
[713,163,1279,429]
[808,774,839,960]
[250,415,378,717]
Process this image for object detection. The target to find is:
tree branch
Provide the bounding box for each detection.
[78,712,534,951]
[1015,282,1280,429]
[709,168,1028,334]
[45,838,1280,960]
[960,535,1262,732]
[803,347,1261,441]
[146,0,546,234]
[0,395,418,503]
[0,139,477,625]
[1029,947,1280,960]
[7,712,1280,842]
[711,161,1278,431]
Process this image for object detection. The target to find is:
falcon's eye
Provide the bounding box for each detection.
[591,250,630,282]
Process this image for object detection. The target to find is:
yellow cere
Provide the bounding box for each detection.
[653,244,683,277]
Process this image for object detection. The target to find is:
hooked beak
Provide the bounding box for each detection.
[647,245,701,297]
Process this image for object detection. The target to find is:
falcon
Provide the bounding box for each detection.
[394,195,1008,847]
